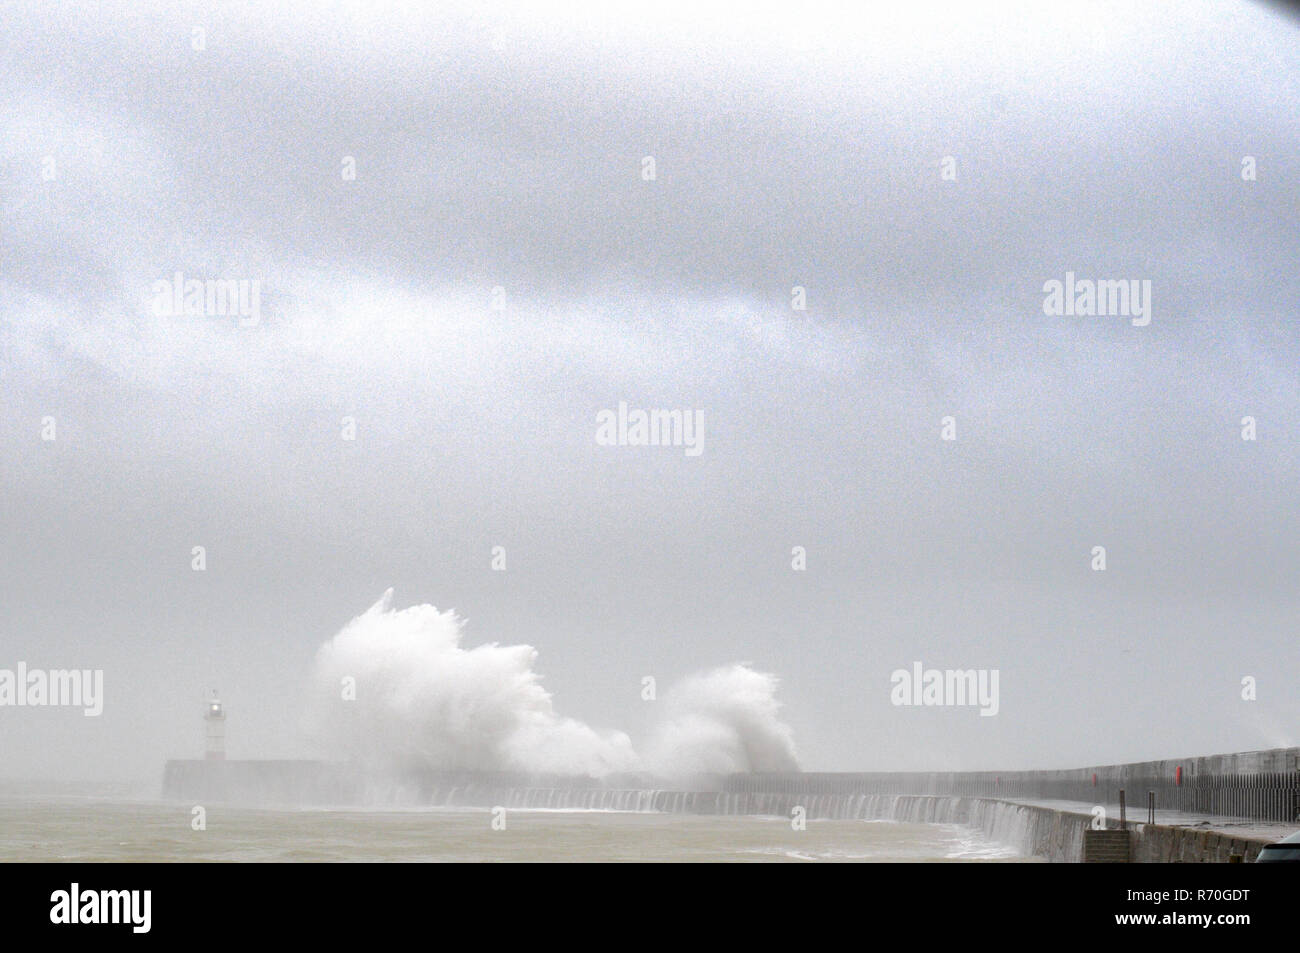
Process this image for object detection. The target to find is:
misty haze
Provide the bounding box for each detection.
[1,0,1298,875]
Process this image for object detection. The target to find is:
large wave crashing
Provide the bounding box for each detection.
[305,590,798,778]
[644,665,799,777]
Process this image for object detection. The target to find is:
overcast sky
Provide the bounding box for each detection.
[1,0,1298,788]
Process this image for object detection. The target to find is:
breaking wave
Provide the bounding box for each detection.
[644,664,799,778]
[305,590,798,778]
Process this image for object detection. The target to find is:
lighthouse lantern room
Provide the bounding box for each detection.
[204,691,226,761]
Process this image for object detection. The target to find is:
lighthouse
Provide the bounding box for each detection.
[204,690,226,761]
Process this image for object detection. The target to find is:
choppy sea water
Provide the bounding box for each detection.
[0,797,1037,862]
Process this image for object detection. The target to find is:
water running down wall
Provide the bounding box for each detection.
[162,747,1300,861]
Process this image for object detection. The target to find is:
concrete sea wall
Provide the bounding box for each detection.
[896,796,1271,863]
[731,746,1300,824]
[162,747,1300,861]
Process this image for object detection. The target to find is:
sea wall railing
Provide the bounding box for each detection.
[724,748,1300,824]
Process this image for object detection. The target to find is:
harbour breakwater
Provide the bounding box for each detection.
[730,746,1300,824]
[162,747,1300,861]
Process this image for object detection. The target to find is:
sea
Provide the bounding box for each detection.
[0,796,1036,862]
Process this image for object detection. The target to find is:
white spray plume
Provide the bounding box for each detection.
[306,591,799,779]
[306,589,638,776]
[644,664,799,778]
